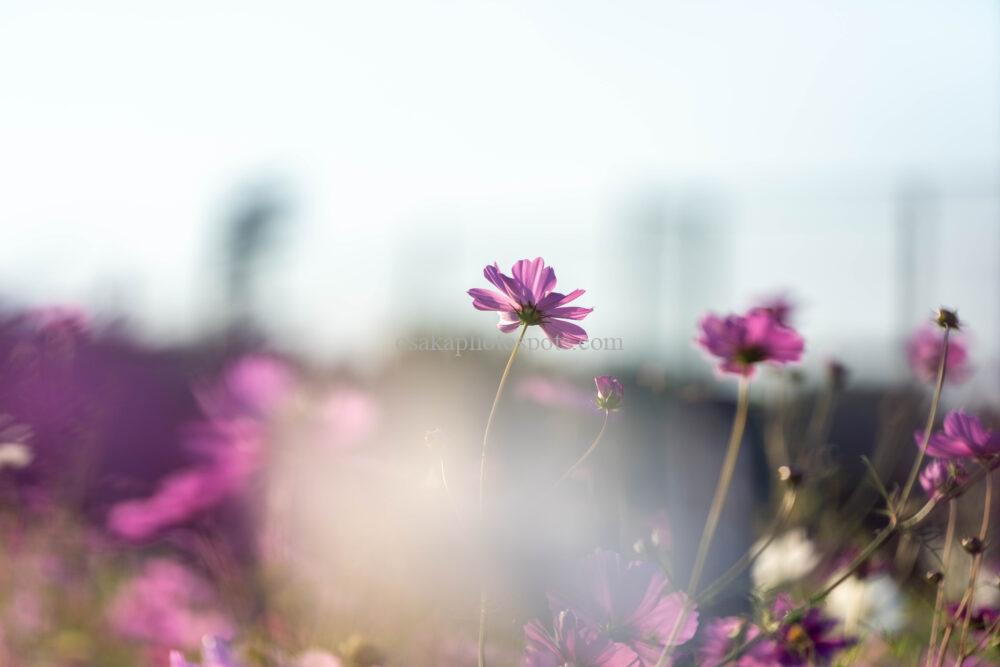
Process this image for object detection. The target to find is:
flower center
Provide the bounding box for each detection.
[785,623,814,656]
[736,345,767,366]
[518,304,544,326]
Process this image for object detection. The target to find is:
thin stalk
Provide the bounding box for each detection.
[926,499,958,667]
[696,487,797,606]
[477,324,527,667]
[957,469,993,658]
[654,378,751,667]
[900,328,951,510]
[552,409,610,489]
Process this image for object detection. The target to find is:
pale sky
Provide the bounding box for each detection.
[0,0,998,386]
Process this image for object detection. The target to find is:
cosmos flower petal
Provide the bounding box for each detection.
[545,306,594,321]
[468,288,518,312]
[540,320,588,349]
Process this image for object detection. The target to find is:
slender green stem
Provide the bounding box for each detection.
[696,487,797,606]
[654,378,751,667]
[901,328,950,510]
[477,324,527,667]
[926,500,957,667]
[552,409,610,489]
[957,469,993,658]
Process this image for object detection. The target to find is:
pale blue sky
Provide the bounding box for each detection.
[0,1,998,388]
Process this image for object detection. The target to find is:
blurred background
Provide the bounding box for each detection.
[1,2,999,665]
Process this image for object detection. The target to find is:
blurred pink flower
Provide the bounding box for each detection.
[170,636,246,667]
[295,649,343,667]
[918,410,1000,461]
[594,375,624,411]
[522,610,624,667]
[752,293,795,327]
[108,559,233,649]
[919,459,968,500]
[468,257,592,349]
[548,550,697,665]
[516,375,595,412]
[696,310,804,378]
[906,325,970,384]
[108,421,264,541]
[698,617,776,667]
[196,355,294,420]
[316,386,378,450]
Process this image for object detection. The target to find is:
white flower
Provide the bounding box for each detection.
[0,442,32,470]
[751,528,819,590]
[825,573,905,635]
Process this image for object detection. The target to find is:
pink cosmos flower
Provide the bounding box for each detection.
[108,560,233,649]
[107,420,264,541]
[906,325,970,384]
[522,611,625,667]
[752,294,795,327]
[468,257,593,349]
[917,410,1000,461]
[548,550,698,665]
[315,386,378,450]
[771,594,854,666]
[698,617,777,667]
[195,355,293,420]
[594,376,624,411]
[696,310,804,378]
[919,459,969,500]
[170,636,245,667]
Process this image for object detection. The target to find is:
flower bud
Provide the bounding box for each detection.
[962,536,985,555]
[935,308,960,330]
[594,375,624,411]
[778,465,804,487]
[925,570,944,584]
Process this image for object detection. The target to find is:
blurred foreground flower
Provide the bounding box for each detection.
[522,610,621,666]
[919,410,1000,460]
[468,257,592,349]
[920,459,969,500]
[547,550,697,665]
[108,559,233,649]
[696,309,804,378]
[771,594,855,665]
[751,529,819,591]
[906,325,970,385]
[698,617,775,667]
[824,573,905,635]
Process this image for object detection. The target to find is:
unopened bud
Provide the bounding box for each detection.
[935,308,960,330]
[962,536,985,555]
[925,570,944,584]
[778,465,804,487]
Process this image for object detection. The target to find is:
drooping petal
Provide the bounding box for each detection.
[540,319,588,349]
[468,288,518,312]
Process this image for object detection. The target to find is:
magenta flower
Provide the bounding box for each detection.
[771,594,854,666]
[906,325,970,384]
[594,376,624,411]
[752,294,795,327]
[522,611,625,667]
[107,559,233,649]
[919,459,969,500]
[698,617,777,667]
[696,310,804,378]
[170,636,245,667]
[195,355,293,420]
[468,257,593,349]
[917,410,1000,461]
[548,550,698,665]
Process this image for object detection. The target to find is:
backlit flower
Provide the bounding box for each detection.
[468,257,592,349]
[919,459,969,500]
[918,410,1000,460]
[906,325,970,384]
[771,594,855,666]
[522,610,623,667]
[698,617,777,667]
[696,310,804,378]
[548,550,698,665]
[751,529,819,591]
[594,376,624,411]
